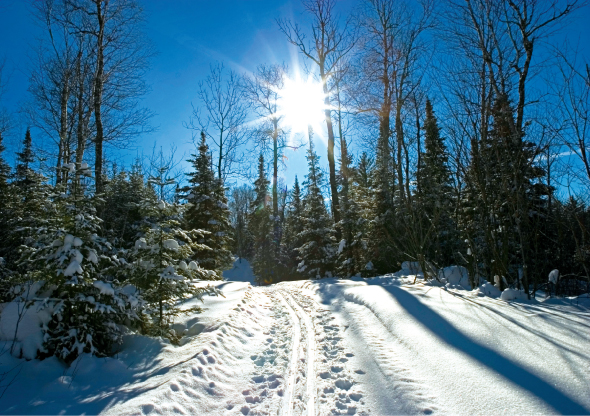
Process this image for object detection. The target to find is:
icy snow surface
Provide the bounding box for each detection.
[0,262,589,415]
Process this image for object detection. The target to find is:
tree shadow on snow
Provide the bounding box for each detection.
[386,285,589,415]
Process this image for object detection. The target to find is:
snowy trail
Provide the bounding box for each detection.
[2,270,589,416]
[280,290,316,416]
[274,290,303,416]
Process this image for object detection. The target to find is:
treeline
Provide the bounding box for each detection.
[0,129,232,361]
[230,99,590,292]
[221,0,590,292]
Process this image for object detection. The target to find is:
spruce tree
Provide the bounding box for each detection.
[296,138,335,279]
[130,197,219,340]
[463,95,549,290]
[415,99,457,267]
[184,132,233,277]
[102,162,157,248]
[18,164,139,362]
[6,129,53,272]
[366,131,397,276]
[335,147,369,278]
[281,176,304,279]
[249,154,276,284]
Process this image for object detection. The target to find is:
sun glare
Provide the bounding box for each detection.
[279,76,326,137]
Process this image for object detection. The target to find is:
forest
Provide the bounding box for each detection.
[0,0,589,365]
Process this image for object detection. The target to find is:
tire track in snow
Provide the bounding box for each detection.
[280,290,316,416]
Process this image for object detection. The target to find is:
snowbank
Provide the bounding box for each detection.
[438,266,471,289]
[222,257,255,285]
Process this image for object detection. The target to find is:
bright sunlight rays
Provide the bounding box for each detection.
[279,75,326,140]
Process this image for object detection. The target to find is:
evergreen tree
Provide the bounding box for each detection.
[0,131,9,191]
[281,176,304,279]
[249,154,276,284]
[102,162,157,248]
[130,197,219,340]
[462,95,549,290]
[296,138,335,279]
[415,99,457,267]
[0,131,13,287]
[335,147,369,278]
[18,164,139,362]
[366,131,397,276]
[184,132,233,277]
[4,129,53,272]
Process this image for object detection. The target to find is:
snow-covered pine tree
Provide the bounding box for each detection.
[462,95,548,290]
[4,129,54,273]
[183,132,233,277]
[0,131,13,290]
[18,163,140,362]
[296,138,335,279]
[129,197,219,341]
[335,143,366,278]
[281,176,304,280]
[415,99,457,268]
[0,131,9,193]
[249,154,276,284]
[365,129,397,276]
[102,162,157,248]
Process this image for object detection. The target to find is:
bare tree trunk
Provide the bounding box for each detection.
[93,0,106,193]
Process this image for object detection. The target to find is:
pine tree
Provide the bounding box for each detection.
[184,132,233,277]
[102,162,157,248]
[249,154,276,284]
[296,138,335,279]
[415,99,457,267]
[281,176,304,279]
[0,131,13,287]
[0,131,9,191]
[130,197,219,340]
[335,146,369,278]
[462,95,549,290]
[5,129,53,272]
[366,131,397,276]
[18,164,139,362]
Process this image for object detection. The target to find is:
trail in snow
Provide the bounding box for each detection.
[1,264,589,415]
[280,290,316,416]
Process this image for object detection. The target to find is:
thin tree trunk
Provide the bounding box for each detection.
[93,0,106,193]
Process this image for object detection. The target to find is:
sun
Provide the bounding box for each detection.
[279,75,326,138]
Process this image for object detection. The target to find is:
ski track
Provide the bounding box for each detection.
[280,290,316,416]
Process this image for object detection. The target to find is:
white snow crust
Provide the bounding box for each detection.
[0,259,589,415]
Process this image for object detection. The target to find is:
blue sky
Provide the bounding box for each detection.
[0,0,358,189]
[0,0,589,192]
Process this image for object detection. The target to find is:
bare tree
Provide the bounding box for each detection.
[64,0,153,193]
[554,48,590,192]
[278,0,355,225]
[187,62,250,184]
[26,0,78,184]
[242,64,287,222]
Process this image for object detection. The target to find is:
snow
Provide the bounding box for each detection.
[63,260,82,277]
[163,239,179,249]
[93,281,115,296]
[438,265,471,289]
[337,239,346,254]
[222,257,256,285]
[0,261,589,415]
[549,269,560,284]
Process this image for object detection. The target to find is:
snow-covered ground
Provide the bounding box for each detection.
[1,261,589,415]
